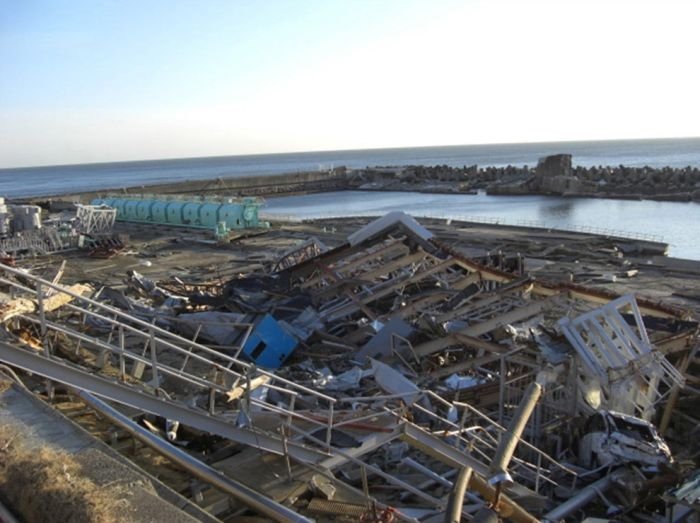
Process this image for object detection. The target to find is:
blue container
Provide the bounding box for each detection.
[241,314,298,369]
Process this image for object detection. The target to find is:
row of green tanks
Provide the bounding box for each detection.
[91,194,268,237]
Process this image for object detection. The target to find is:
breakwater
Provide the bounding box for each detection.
[348,158,700,201]
[30,169,350,207]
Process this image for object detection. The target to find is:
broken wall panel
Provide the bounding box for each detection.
[559,294,685,419]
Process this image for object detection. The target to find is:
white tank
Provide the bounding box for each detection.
[11,205,42,232]
[0,198,9,237]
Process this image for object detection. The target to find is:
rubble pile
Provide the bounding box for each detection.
[0,211,698,522]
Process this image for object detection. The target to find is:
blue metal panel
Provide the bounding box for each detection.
[241,314,298,369]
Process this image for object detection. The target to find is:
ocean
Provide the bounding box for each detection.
[1,137,700,199]
[1,137,699,259]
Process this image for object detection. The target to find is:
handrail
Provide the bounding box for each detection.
[261,209,665,243]
[416,390,579,487]
[449,396,579,477]
[0,263,337,404]
[407,400,563,491]
[0,263,340,451]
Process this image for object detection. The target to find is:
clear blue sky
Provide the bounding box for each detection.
[1,0,698,167]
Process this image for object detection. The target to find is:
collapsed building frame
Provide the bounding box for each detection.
[0,211,698,522]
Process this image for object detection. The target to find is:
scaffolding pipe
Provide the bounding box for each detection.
[403,457,453,488]
[472,507,500,523]
[75,390,312,523]
[489,380,543,486]
[542,470,623,522]
[444,466,472,523]
[0,498,21,523]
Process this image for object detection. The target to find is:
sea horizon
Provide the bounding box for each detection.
[2,135,700,171]
[1,137,700,199]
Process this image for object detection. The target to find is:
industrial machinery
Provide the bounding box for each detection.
[91,194,268,236]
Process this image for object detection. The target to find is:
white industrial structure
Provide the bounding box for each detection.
[75,203,117,235]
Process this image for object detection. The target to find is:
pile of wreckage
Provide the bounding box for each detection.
[0,200,122,260]
[0,211,698,522]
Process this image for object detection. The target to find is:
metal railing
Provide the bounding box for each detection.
[259,210,665,243]
[418,389,580,494]
[0,261,587,516]
[0,263,340,457]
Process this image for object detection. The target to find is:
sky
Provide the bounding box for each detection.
[1,0,699,168]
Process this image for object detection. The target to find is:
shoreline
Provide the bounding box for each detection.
[13,151,699,207]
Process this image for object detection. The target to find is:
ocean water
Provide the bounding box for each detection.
[1,137,700,199]
[1,138,699,258]
[263,191,700,261]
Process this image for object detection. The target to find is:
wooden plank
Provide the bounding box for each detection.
[226,375,272,403]
[0,283,93,322]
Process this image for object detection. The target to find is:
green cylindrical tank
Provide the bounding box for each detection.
[182,202,201,226]
[124,200,140,221]
[90,195,266,231]
[242,202,258,227]
[136,200,154,221]
[166,201,185,224]
[199,203,223,228]
[218,203,243,229]
[151,201,168,223]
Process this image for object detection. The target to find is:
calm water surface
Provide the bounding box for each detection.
[263,191,700,260]
[2,138,698,258]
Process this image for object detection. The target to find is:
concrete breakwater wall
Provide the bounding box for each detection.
[349,158,700,201]
[24,155,700,210]
[34,169,350,207]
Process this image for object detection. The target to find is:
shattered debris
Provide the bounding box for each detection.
[0,210,698,523]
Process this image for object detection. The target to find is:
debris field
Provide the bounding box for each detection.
[0,209,699,523]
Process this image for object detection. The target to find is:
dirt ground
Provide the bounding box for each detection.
[33,217,700,320]
[0,424,122,523]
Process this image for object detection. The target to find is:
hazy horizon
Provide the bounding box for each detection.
[3,135,699,171]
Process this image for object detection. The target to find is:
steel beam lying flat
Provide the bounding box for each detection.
[322,257,458,322]
[317,425,402,471]
[356,250,431,282]
[77,391,312,523]
[0,342,324,463]
[414,299,550,357]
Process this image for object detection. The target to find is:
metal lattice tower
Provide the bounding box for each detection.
[75,204,117,235]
